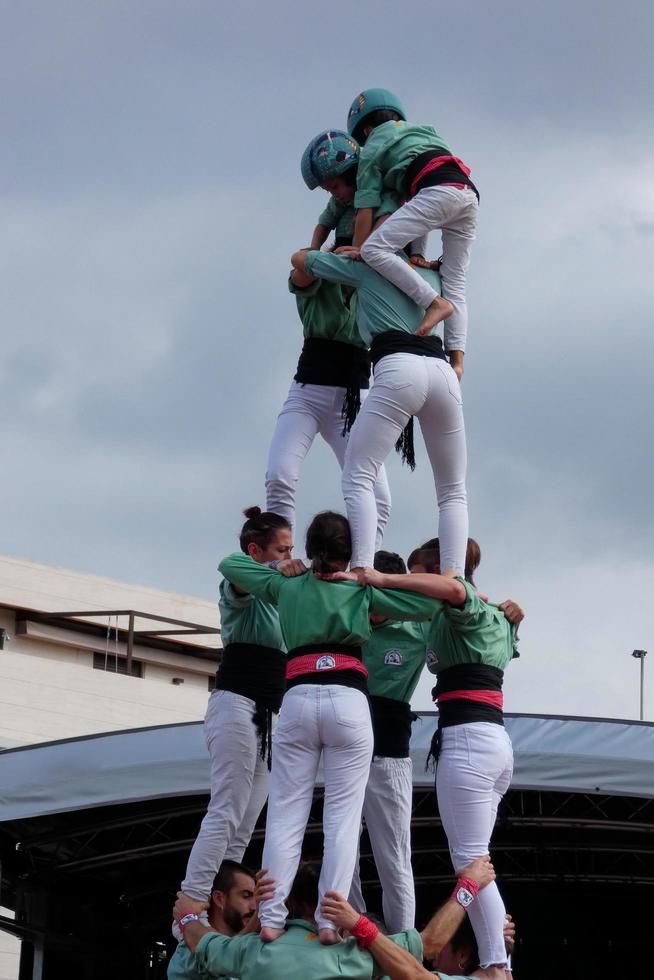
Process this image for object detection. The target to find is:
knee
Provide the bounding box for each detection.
[360,239,382,263]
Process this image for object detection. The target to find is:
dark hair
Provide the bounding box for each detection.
[340,163,358,187]
[374,550,407,575]
[407,537,481,585]
[449,915,480,972]
[211,859,255,896]
[239,506,290,554]
[352,109,402,145]
[286,861,320,918]
[305,511,351,574]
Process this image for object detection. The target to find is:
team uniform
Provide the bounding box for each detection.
[426,579,517,969]
[177,918,427,980]
[349,619,426,932]
[353,118,479,353]
[180,580,286,903]
[302,249,468,574]
[265,263,391,545]
[217,553,435,934]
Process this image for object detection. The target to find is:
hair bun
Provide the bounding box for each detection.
[242,505,262,520]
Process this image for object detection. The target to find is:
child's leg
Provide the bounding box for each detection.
[417,359,468,575]
[181,691,263,900]
[360,197,442,309]
[438,188,478,353]
[259,687,321,931]
[319,386,392,550]
[265,382,322,533]
[315,686,374,933]
[342,355,429,568]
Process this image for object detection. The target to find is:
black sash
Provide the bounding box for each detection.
[428,664,504,768]
[405,149,480,202]
[369,695,415,758]
[215,642,287,766]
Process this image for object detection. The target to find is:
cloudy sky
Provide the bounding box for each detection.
[2,1,653,719]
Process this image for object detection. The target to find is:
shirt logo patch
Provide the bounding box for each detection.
[426,649,439,670]
[316,655,336,670]
[384,649,403,666]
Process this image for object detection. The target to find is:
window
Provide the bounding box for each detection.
[93,652,143,678]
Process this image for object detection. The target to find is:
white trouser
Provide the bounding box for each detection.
[360,186,479,353]
[259,684,374,931]
[181,690,271,900]
[348,755,415,932]
[265,381,391,546]
[342,352,467,571]
[436,722,514,968]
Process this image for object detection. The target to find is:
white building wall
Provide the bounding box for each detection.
[0,554,223,976]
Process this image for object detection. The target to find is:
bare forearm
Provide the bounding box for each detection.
[369,933,432,980]
[310,224,330,250]
[354,208,373,247]
[420,902,465,959]
[378,572,466,604]
[184,921,213,953]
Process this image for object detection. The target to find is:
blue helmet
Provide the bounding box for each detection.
[301,130,360,190]
[346,88,407,138]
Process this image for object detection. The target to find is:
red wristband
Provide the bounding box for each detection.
[451,876,480,908]
[350,914,379,949]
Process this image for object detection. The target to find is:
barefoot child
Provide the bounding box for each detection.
[345,87,479,364]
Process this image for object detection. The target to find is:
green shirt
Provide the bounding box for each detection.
[363,620,426,702]
[317,196,351,231]
[193,919,423,980]
[218,579,286,652]
[303,250,456,349]
[318,192,402,233]
[355,120,451,209]
[218,555,436,650]
[167,938,234,980]
[288,273,364,348]
[424,579,517,674]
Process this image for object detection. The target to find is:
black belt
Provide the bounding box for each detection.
[370,330,446,368]
[294,338,370,389]
[215,643,287,767]
[369,695,415,758]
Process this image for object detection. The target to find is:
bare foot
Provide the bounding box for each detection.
[260,926,284,943]
[415,296,454,336]
[319,927,341,945]
[475,966,507,980]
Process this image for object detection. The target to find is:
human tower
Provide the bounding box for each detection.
[172,88,522,979]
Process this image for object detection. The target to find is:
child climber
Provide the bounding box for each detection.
[345,88,479,371]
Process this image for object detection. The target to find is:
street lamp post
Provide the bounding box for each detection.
[631,650,647,721]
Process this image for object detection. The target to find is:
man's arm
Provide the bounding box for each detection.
[320,892,432,980]
[310,224,330,251]
[290,262,315,289]
[420,857,496,959]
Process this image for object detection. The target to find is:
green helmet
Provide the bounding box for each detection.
[346,88,407,138]
[301,130,359,190]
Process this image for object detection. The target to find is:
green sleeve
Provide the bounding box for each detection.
[369,586,439,622]
[218,553,283,605]
[317,196,346,229]
[195,931,249,976]
[354,139,384,209]
[446,579,497,627]
[374,190,401,218]
[304,250,362,287]
[288,271,321,297]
